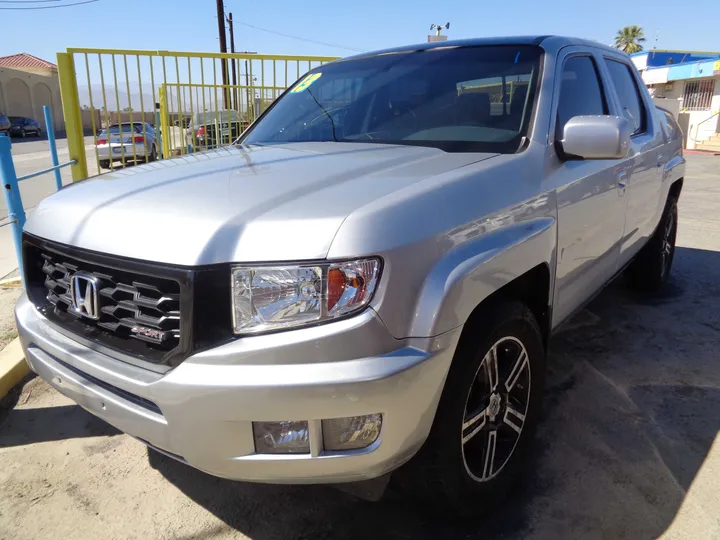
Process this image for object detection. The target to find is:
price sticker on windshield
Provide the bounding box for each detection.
[290,73,322,93]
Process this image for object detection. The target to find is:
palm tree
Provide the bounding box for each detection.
[615,26,646,54]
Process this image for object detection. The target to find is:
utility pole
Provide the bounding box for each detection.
[216,0,229,109]
[244,58,251,121]
[226,12,238,111]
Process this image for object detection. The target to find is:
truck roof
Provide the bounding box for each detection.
[341,35,624,62]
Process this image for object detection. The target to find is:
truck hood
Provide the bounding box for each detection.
[25,143,497,265]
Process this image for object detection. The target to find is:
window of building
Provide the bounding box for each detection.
[682,80,715,111]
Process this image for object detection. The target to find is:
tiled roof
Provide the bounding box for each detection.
[0,53,57,70]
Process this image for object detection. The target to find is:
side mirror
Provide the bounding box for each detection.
[558,115,630,160]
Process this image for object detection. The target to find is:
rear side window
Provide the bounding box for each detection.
[605,59,647,135]
[556,56,607,138]
[660,109,680,142]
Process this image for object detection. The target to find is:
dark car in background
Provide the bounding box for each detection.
[186,110,249,150]
[0,113,11,137]
[9,117,42,138]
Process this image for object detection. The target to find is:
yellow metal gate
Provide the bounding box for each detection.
[57,48,338,181]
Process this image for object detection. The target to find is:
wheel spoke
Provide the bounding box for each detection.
[482,345,499,392]
[463,408,486,432]
[503,404,526,435]
[482,430,497,479]
[505,349,529,392]
[462,407,487,444]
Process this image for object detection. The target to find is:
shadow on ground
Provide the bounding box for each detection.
[145,246,720,539]
[0,376,120,449]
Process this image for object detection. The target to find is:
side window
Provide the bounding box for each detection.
[605,59,647,135]
[556,56,608,138]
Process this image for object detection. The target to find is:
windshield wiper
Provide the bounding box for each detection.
[306,87,338,142]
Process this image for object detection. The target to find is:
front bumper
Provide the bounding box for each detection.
[16,294,460,483]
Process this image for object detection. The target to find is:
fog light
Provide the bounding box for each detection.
[322,414,382,451]
[253,421,310,454]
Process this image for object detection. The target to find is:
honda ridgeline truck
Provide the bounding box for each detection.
[16,36,684,512]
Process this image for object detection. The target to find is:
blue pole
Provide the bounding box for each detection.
[43,105,63,191]
[0,136,26,281]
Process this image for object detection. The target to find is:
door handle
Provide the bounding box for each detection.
[657,154,664,167]
[617,169,628,195]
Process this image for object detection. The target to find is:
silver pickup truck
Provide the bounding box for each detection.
[16,35,684,513]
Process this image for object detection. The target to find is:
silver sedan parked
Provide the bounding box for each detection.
[96,122,158,169]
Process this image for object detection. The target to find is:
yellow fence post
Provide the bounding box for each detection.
[159,84,171,159]
[56,52,88,181]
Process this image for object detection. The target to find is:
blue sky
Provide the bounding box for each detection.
[1,0,719,64]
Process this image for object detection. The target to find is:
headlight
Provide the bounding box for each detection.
[231,258,381,334]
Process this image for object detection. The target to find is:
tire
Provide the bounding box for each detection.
[99,160,110,169]
[36,129,41,138]
[625,197,678,292]
[20,129,26,138]
[395,300,546,516]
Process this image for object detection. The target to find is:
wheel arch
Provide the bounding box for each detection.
[459,263,551,353]
[408,216,555,340]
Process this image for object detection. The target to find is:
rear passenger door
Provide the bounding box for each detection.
[601,55,665,267]
[548,49,628,326]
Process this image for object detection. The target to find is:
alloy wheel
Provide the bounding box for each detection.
[660,211,675,278]
[461,336,531,482]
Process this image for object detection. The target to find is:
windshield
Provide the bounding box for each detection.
[242,45,542,153]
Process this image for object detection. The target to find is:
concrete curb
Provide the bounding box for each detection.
[0,276,22,288]
[0,338,28,399]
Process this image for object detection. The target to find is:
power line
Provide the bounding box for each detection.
[0,0,97,8]
[236,21,367,53]
[0,1,63,3]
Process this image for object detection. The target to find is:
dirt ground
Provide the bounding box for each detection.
[0,286,22,349]
[1,155,719,540]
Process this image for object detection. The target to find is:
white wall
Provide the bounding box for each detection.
[632,54,648,71]
[653,97,681,117]
[684,77,720,148]
[649,78,719,148]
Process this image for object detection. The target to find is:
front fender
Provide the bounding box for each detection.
[409,216,556,338]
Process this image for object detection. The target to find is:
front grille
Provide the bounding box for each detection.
[42,253,181,348]
[23,235,194,366]
[23,234,234,368]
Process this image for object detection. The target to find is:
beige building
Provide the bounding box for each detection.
[0,53,65,132]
